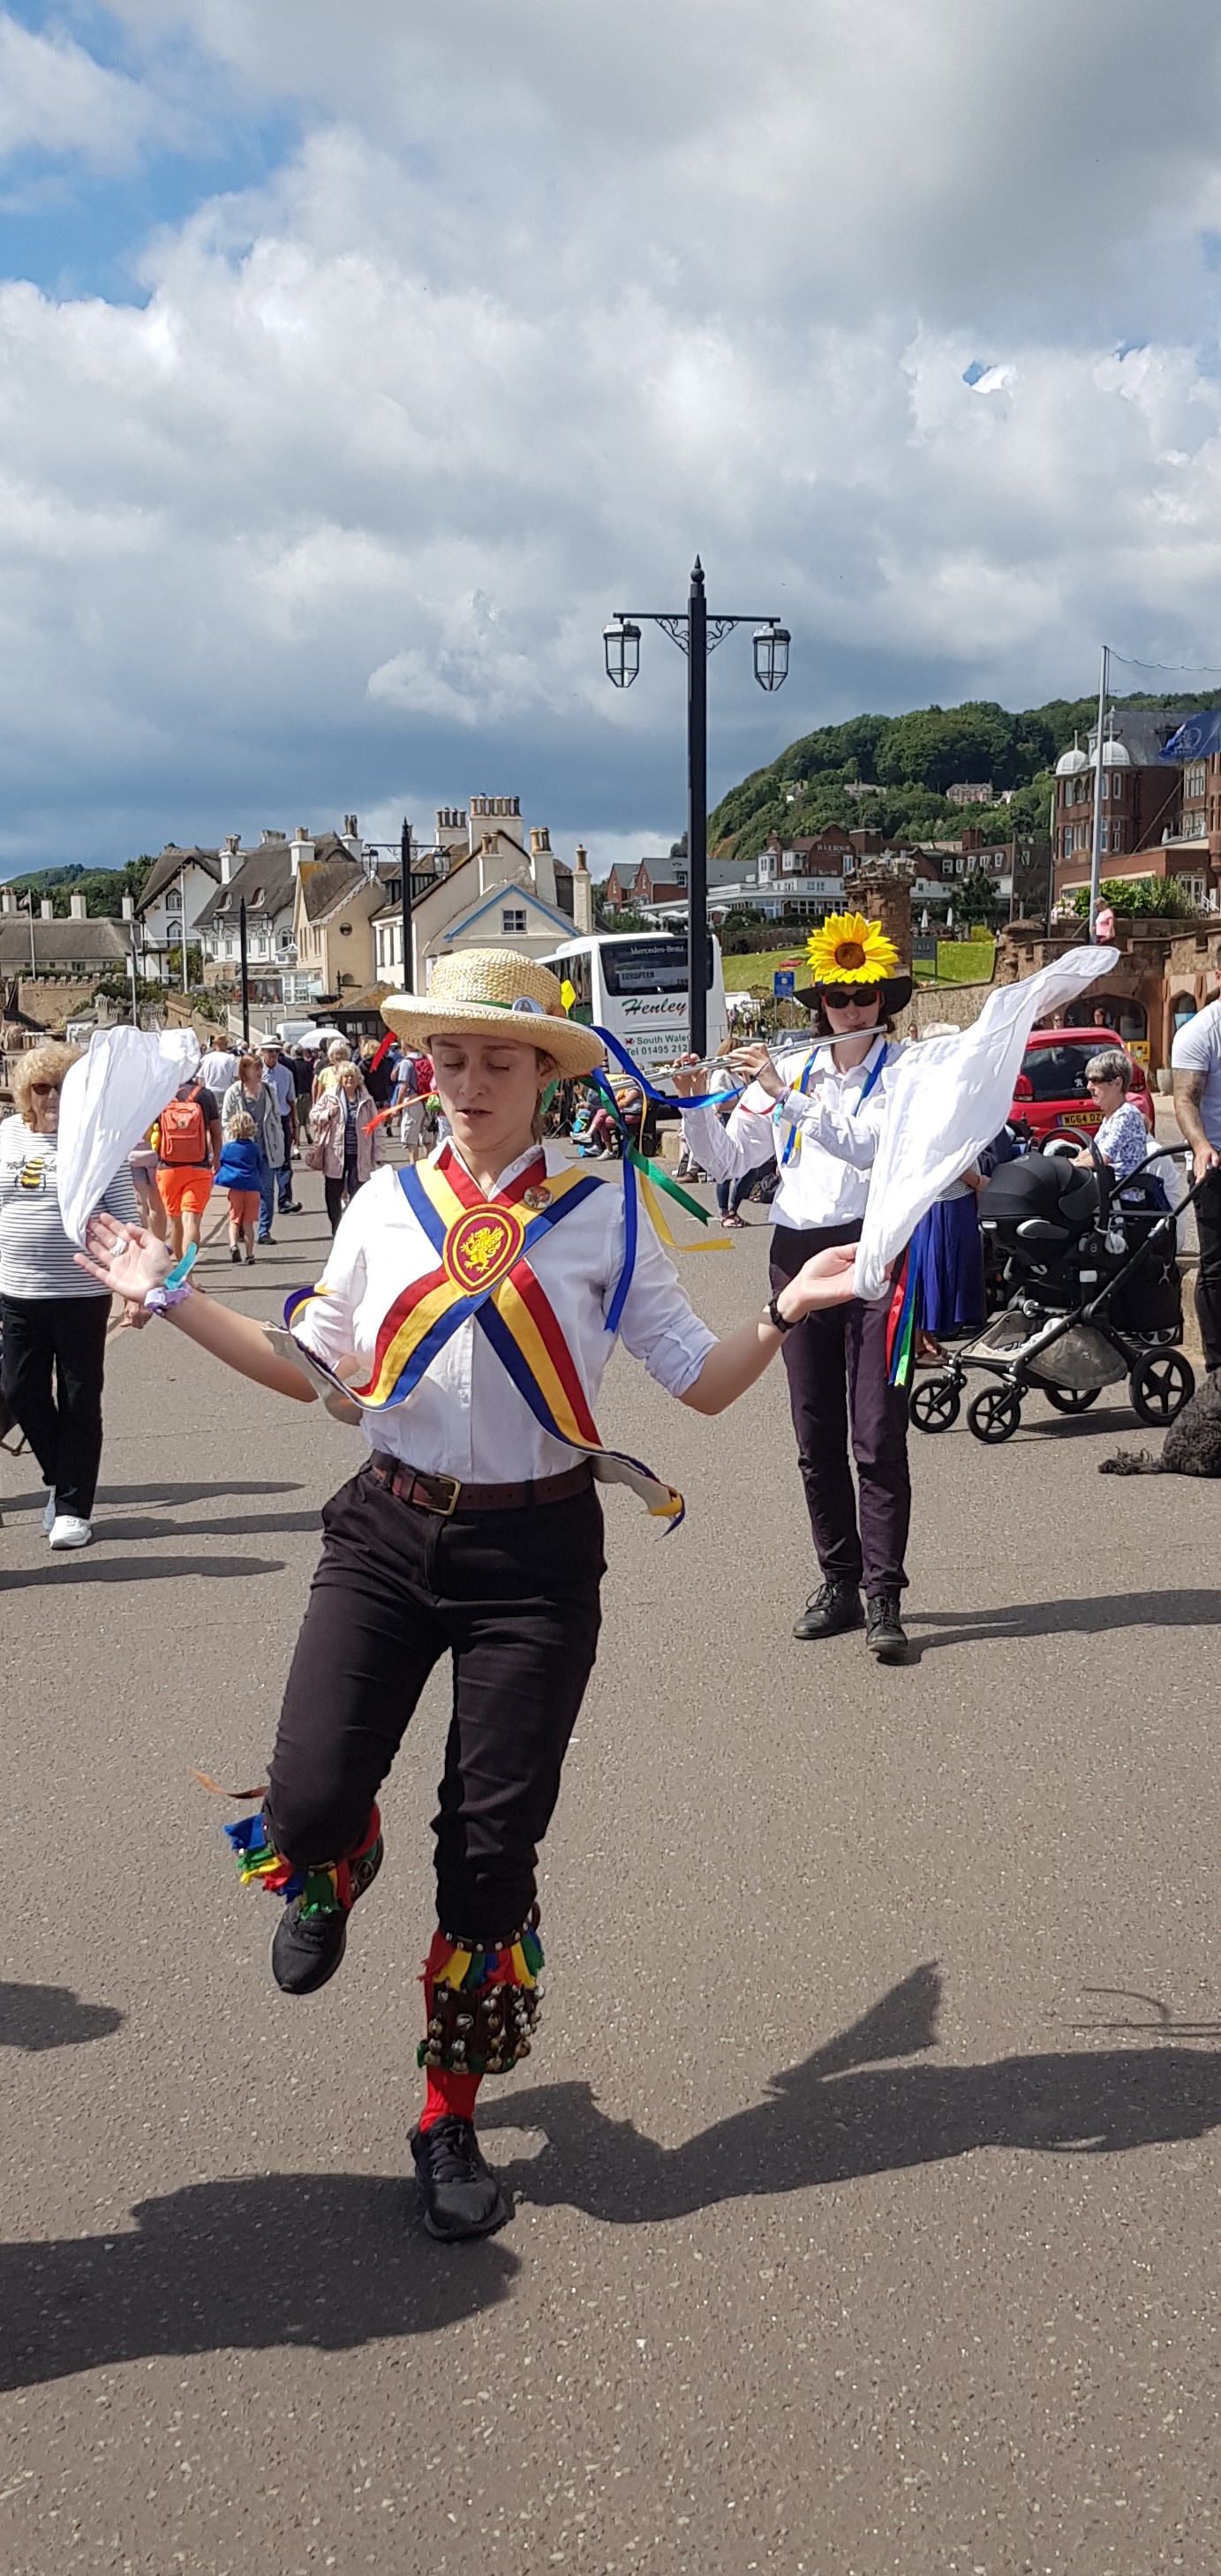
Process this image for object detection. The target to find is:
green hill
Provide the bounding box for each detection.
[708,690,1214,864]
[0,858,151,917]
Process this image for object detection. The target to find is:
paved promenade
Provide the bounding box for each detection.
[4,1168,1221,2575]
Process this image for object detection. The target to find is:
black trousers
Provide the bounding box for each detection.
[323,1168,363,1233]
[266,1465,605,1940]
[770,1222,912,1596]
[1195,1167,1221,1373]
[0,1292,110,1519]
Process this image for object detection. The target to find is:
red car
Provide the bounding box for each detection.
[1011,1027,1155,1142]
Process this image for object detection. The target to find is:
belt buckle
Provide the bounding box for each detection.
[415,1472,461,1518]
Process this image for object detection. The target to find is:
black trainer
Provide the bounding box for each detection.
[271,1901,349,1996]
[794,1578,864,1641]
[411,2117,509,2241]
[866,1593,908,1660]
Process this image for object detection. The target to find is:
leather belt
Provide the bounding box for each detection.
[368,1451,593,1518]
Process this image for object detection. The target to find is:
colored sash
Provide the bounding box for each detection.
[280,1148,685,1528]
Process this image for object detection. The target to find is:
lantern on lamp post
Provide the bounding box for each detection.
[603,561,790,1054]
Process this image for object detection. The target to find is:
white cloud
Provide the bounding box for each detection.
[6,2,1221,862]
[0,11,163,169]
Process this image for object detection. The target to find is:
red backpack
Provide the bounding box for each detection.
[159,1087,207,1165]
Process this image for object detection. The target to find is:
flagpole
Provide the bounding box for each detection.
[1088,641,1109,933]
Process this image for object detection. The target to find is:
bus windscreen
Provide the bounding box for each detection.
[599,938,714,997]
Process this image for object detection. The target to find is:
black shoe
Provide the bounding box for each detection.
[866,1593,908,1660]
[793,1578,864,1641]
[282,1200,303,1215]
[230,1245,241,1263]
[270,1900,349,1995]
[258,1234,275,1246]
[411,2117,509,2241]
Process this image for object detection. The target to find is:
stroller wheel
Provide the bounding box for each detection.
[1129,1348,1195,1427]
[909,1372,961,1434]
[1043,1384,1102,1415]
[967,1385,1021,1444]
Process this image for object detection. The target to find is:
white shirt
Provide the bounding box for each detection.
[288,1141,717,1481]
[1172,998,1221,1150]
[681,1038,897,1232]
[199,1048,239,1094]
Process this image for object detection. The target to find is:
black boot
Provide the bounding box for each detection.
[271,1902,350,1995]
[411,2117,509,2241]
[794,1578,864,1641]
[866,1593,908,1661]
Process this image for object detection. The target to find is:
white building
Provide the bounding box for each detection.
[134,846,222,980]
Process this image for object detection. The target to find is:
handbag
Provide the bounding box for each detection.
[302,1136,327,1171]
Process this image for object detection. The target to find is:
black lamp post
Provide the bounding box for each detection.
[400,816,413,991]
[604,558,789,1055]
[238,896,250,1043]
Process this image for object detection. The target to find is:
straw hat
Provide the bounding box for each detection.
[380,948,607,1077]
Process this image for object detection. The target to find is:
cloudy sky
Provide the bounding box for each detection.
[4,0,1221,878]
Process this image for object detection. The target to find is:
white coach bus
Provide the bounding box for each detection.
[539,931,728,1084]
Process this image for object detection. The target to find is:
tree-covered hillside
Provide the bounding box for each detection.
[0,859,152,915]
[708,692,1215,863]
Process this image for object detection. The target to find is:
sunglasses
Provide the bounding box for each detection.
[821,986,881,1010]
[29,1081,62,1096]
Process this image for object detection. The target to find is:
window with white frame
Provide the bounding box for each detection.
[501,907,527,933]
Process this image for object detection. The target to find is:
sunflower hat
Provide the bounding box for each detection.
[795,909,912,1013]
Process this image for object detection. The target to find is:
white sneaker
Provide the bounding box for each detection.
[49,1514,93,1550]
[42,1493,57,1535]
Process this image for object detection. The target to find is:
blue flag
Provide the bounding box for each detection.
[1160,712,1221,761]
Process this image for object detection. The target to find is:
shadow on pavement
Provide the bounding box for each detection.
[0,1983,124,2051]
[908,1588,1221,1653]
[4,1480,302,1514]
[97,1510,321,1543]
[0,1554,284,1592]
[482,1963,1221,2224]
[1,2173,518,2390]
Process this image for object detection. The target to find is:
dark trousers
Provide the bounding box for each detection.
[770,1223,912,1596]
[1195,1168,1221,1373]
[276,1115,295,1209]
[324,1167,363,1233]
[0,1293,110,1519]
[266,1466,605,1940]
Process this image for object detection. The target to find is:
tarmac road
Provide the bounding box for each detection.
[4,1168,1221,2576]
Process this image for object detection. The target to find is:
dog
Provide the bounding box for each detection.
[1100,1368,1221,1476]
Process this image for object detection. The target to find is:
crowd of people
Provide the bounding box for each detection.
[3,926,1218,2248]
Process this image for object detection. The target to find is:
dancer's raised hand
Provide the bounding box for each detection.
[74,1211,174,1305]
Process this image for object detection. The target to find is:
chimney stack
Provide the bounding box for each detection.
[290,827,314,877]
[40,900,54,921]
[122,895,134,922]
[573,843,593,936]
[70,893,87,921]
[0,888,12,915]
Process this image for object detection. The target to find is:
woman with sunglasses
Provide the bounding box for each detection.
[0,1043,138,1549]
[675,913,914,1661]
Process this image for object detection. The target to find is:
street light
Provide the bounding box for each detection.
[602,559,789,1054]
[752,622,790,693]
[602,619,641,689]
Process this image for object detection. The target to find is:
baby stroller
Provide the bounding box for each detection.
[909,1134,1200,1445]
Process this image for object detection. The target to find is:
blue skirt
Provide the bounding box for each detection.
[916,1194,985,1338]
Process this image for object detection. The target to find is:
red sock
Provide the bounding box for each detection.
[419,2068,481,2132]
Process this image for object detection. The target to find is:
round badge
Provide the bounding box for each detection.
[443,1203,526,1296]
[522,1185,551,1211]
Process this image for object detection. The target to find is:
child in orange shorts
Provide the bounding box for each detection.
[215,1111,262,1266]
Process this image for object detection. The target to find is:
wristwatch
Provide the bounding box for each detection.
[765,1291,796,1334]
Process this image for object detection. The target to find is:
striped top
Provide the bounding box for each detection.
[0,1114,138,1300]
